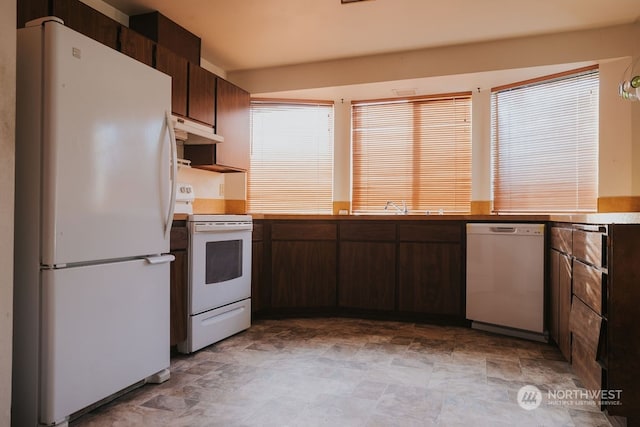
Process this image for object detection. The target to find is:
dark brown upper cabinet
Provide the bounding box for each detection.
[215,78,250,171]
[187,64,216,126]
[52,0,120,50]
[129,11,201,65]
[119,26,154,67]
[155,45,188,117]
[17,0,120,51]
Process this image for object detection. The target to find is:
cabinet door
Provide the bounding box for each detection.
[119,26,154,67]
[549,249,560,345]
[271,241,336,308]
[398,242,461,316]
[270,222,337,309]
[169,250,187,346]
[251,223,265,313]
[339,241,396,311]
[188,63,215,126]
[52,0,120,50]
[155,45,188,117]
[216,78,250,170]
[558,252,572,360]
[549,246,572,360]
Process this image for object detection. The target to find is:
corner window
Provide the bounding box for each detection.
[491,67,599,213]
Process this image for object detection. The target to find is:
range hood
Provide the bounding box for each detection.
[171,115,224,144]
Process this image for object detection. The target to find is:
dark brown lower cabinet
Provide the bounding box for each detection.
[397,222,463,318]
[169,222,188,346]
[338,222,396,311]
[270,222,337,309]
[549,248,572,361]
[169,250,187,346]
[251,223,264,313]
[398,242,461,315]
[339,241,395,310]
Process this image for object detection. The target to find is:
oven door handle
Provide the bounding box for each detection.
[193,224,253,233]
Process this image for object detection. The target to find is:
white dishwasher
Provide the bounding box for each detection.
[466,223,546,342]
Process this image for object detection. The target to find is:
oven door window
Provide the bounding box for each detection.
[205,240,243,284]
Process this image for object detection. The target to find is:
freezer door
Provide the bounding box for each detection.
[39,258,170,424]
[39,21,172,265]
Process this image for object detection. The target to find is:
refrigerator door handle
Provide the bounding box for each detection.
[145,254,175,265]
[165,111,178,239]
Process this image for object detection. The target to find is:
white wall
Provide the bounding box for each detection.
[599,58,634,198]
[0,0,16,423]
[471,89,492,202]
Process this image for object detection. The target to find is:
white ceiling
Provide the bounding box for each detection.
[102,0,640,73]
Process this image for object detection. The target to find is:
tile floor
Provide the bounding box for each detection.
[71,317,612,426]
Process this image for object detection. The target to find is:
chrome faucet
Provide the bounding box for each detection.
[384,200,408,215]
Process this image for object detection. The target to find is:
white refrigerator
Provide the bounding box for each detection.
[13,18,178,426]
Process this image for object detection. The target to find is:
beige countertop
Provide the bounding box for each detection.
[175,212,640,224]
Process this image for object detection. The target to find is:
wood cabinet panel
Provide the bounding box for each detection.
[549,249,560,346]
[573,259,603,315]
[215,78,250,170]
[398,223,461,242]
[571,335,603,394]
[398,242,461,315]
[188,64,215,126]
[340,222,395,241]
[338,241,395,310]
[155,45,188,117]
[129,11,201,64]
[550,226,572,254]
[253,223,264,241]
[169,224,188,251]
[272,223,337,241]
[17,0,48,28]
[271,241,336,308]
[570,297,603,394]
[558,252,572,361]
[119,26,154,67]
[169,250,187,346]
[570,296,602,356]
[607,224,640,419]
[52,0,120,49]
[251,241,264,313]
[550,249,572,361]
[573,229,605,267]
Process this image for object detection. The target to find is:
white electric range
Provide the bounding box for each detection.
[174,185,252,353]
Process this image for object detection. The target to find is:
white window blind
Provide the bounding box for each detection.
[352,93,472,214]
[491,66,599,213]
[248,100,334,214]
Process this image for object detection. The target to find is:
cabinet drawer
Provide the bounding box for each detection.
[398,223,461,242]
[573,260,604,315]
[569,297,604,395]
[551,227,572,254]
[170,226,188,251]
[573,229,606,267]
[572,335,603,394]
[570,296,602,351]
[340,222,395,241]
[272,223,337,241]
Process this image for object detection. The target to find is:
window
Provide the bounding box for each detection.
[491,66,599,213]
[248,100,334,214]
[352,93,472,214]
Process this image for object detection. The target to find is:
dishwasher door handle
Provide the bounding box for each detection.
[490,226,516,233]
